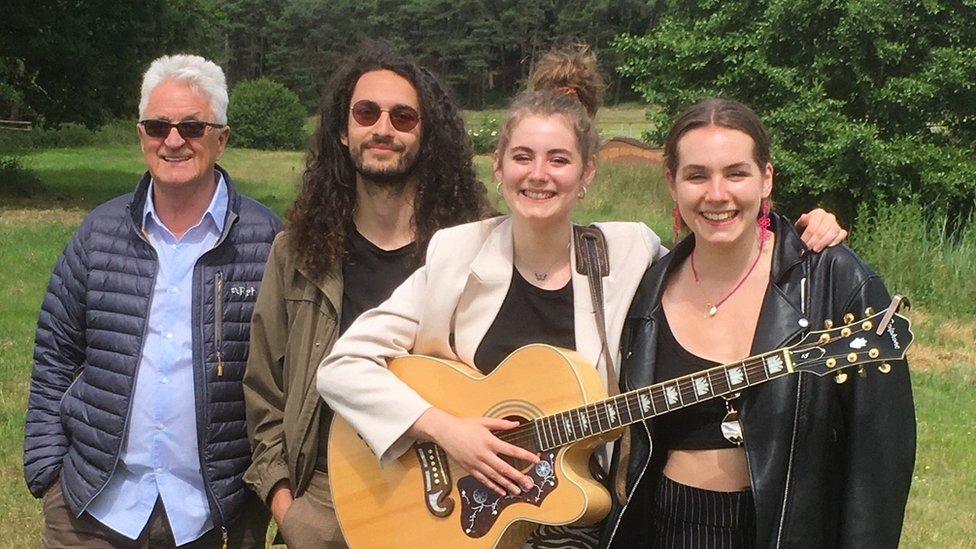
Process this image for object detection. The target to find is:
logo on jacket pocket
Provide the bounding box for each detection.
[230,285,257,298]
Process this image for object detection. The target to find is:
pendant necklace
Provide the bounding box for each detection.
[524,243,570,282]
[690,236,765,318]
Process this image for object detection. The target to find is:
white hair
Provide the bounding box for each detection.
[139,54,229,125]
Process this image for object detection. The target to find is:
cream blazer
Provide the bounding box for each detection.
[317,216,665,462]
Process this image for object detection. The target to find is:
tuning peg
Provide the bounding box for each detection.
[843,313,855,324]
[834,372,849,384]
[878,363,892,374]
[824,319,834,329]
[864,307,875,316]
[858,366,867,378]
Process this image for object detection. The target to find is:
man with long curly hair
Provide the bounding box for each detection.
[242,42,490,547]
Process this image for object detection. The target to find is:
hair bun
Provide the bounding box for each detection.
[527,43,606,118]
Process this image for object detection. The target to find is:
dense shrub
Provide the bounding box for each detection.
[0,155,43,198]
[228,78,306,150]
[0,119,135,150]
[614,0,976,225]
[469,114,500,154]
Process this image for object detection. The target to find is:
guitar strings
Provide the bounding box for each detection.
[493,328,878,451]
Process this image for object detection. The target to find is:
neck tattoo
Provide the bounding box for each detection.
[690,236,765,318]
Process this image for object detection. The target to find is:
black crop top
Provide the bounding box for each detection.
[653,311,739,450]
[473,269,575,375]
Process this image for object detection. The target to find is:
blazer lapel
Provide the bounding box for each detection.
[454,218,515,365]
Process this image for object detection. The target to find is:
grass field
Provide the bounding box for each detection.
[1,140,974,546]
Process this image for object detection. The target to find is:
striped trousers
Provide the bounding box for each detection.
[650,475,756,549]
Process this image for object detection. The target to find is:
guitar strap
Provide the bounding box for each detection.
[573,225,630,506]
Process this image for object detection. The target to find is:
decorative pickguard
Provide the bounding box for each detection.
[458,452,558,538]
[415,442,454,517]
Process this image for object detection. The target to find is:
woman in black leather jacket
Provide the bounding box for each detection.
[601,99,915,548]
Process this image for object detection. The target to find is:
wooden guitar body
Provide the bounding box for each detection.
[328,345,619,548]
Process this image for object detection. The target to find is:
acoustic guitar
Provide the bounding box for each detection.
[328,298,913,548]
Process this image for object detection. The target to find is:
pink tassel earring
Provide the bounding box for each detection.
[758,199,771,244]
[672,205,683,246]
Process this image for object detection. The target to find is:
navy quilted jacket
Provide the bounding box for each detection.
[24,166,282,529]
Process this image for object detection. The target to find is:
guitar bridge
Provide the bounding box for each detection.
[415,442,455,517]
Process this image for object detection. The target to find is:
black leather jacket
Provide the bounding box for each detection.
[601,213,916,548]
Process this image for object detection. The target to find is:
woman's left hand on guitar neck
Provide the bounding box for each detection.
[408,407,539,497]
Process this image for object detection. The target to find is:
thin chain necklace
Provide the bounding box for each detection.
[690,236,765,318]
[521,243,570,282]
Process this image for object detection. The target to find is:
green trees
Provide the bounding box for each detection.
[614,0,976,221]
[1,0,221,127]
[216,0,660,110]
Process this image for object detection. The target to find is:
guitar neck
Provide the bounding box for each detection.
[519,349,794,451]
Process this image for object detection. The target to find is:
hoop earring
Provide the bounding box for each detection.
[577,186,588,200]
[496,182,502,195]
[758,199,772,243]
[672,205,683,246]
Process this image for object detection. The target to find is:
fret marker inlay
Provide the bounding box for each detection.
[606,404,617,424]
[665,386,680,406]
[766,355,784,374]
[639,393,651,414]
[729,367,745,386]
[694,377,710,396]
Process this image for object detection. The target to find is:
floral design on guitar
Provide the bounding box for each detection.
[458,451,558,538]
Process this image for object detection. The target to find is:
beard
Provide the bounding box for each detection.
[350,138,420,189]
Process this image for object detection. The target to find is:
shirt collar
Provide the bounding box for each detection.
[143,171,228,235]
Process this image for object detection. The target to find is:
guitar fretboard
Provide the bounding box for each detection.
[520,350,793,451]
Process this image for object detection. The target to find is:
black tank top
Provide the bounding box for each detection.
[653,311,738,450]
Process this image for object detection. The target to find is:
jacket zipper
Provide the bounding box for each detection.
[214,271,224,378]
[775,274,809,546]
[775,375,803,547]
[191,203,239,532]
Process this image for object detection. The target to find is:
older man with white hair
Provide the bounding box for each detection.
[24,54,279,547]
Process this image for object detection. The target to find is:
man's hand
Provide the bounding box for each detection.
[408,408,539,497]
[268,479,294,525]
[795,208,848,252]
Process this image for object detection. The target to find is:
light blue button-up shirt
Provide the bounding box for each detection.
[87,175,227,545]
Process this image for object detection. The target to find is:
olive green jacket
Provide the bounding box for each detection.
[243,232,343,503]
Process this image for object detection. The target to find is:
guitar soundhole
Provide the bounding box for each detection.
[498,415,537,473]
[458,451,559,538]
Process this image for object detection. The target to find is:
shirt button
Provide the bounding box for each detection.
[155,467,163,474]
[157,423,165,430]
[165,332,173,340]
[169,287,179,294]
[160,376,169,384]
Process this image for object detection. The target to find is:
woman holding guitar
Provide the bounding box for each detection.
[602,99,916,548]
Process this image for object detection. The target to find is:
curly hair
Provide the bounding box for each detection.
[287,41,491,278]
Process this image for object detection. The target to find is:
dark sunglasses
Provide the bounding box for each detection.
[350,100,421,132]
[140,119,225,139]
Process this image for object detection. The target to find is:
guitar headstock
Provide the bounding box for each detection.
[788,296,913,382]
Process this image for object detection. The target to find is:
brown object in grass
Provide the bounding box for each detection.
[599,137,664,167]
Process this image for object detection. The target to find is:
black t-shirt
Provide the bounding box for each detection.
[339,229,417,334]
[473,269,576,375]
